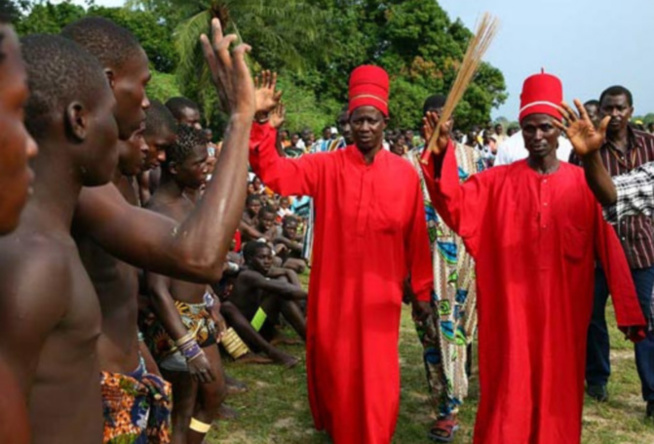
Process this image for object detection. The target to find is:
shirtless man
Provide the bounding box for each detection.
[0,16,38,444]
[166,96,203,130]
[75,126,173,442]
[240,193,264,241]
[231,242,307,342]
[139,100,178,204]
[274,215,308,273]
[145,126,225,443]
[63,13,256,436]
[0,34,119,443]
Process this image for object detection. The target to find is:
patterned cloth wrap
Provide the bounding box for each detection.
[100,355,172,444]
[143,300,217,365]
[407,145,482,418]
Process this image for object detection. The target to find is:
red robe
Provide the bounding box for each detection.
[422,143,646,444]
[250,123,433,443]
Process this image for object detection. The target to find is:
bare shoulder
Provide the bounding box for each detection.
[0,233,74,315]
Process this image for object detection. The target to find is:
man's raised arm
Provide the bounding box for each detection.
[554,100,617,205]
[74,19,255,283]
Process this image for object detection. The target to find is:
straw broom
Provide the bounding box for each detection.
[421,13,500,164]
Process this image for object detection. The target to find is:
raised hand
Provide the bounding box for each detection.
[269,102,286,129]
[553,99,610,158]
[254,70,283,114]
[200,18,255,118]
[425,111,453,155]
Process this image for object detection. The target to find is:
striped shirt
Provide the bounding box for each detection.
[571,127,654,269]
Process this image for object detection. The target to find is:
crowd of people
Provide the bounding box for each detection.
[1,8,654,444]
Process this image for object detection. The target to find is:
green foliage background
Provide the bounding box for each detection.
[11,0,508,135]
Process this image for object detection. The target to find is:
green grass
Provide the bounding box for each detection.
[209,278,654,443]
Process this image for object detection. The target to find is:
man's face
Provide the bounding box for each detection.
[301,130,314,144]
[600,94,633,135]
[520,113,561,159]
[337,111,353,145]
[283,219,298,240]
[258,211,275,232]
[584,103,600,128]
[290,134,300,146]
[247,198,261,217]
[175,144,209,190]
[178,107,202,130]
[322,128,331,140]
[250,246,273,274]
[76,79,120,187]
[118,127,147,176]
[143,128,177,170]
[350,106,387,153]
[111,48,151,140]
[0,25,38,234]
[495,124,503,135]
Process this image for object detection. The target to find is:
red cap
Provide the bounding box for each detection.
[519,69,563,122]
[348,65,390,117]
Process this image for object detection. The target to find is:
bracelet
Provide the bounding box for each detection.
[174,332,194,348]
[180,340,203,361]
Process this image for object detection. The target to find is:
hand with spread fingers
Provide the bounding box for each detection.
[254,70,283,115]
[553,99,610,158]
[269,102,286,129]
[424,111,453,155]
[200,18,255,118]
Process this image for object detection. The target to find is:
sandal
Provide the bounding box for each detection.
[428,416,459,443]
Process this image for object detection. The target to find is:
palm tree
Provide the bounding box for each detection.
[126,0,332,124]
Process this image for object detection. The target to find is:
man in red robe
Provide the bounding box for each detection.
[421,71,647,444]
[249,65,433,443]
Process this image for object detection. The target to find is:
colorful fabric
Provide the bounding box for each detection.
[421,143,646,444]
[407,144,482,418]
[143,300,216,362]
[250,123,433,444]
[101,357,172,444]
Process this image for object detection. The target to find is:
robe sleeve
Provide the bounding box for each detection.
[249,122,321,197]
[406,177,434,302]
[420,141,488,258]
[594,203,647,342]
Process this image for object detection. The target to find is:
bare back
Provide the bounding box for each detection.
[0,229,102,444]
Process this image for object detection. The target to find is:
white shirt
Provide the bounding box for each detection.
[494,130,573,166]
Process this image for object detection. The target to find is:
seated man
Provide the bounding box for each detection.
[274,215,307,273]
[230,242,307,345]
[240,194,264,242]
[255,205,278,244]
[145,126,225,443]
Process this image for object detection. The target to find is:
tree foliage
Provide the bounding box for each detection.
[13,0,507,134]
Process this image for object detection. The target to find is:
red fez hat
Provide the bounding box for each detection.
[348,65,390,117]
[519,69,563,122]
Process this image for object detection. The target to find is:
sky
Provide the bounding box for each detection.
[62,0,654,119]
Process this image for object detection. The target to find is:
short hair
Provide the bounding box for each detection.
[243,241,270,263]
[21,34,108,140]
[165,97,200,121]
[584,99,600,108]
[164,125,206,169]
[422,94,447,116]
[258,206,276,219]
[61,17,142,72]
[282,215,298,226]
[246,194,261,205]
[599,86,633,107]
[144,100,177,138]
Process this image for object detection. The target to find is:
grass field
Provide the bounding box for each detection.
[208,275,654,443]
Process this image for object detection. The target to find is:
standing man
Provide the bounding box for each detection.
[0,14,39,444]
[421,71,646,444]
[569,86,654,411]
[583,99,601,129]
[249,65,433,444]
[405,94,482,442]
